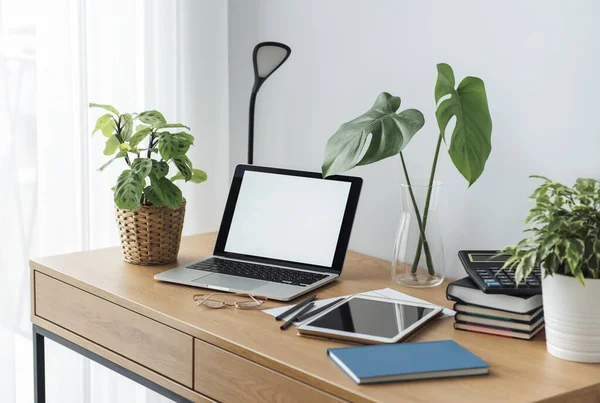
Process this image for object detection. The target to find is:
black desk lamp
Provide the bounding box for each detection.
[248,41,291,164]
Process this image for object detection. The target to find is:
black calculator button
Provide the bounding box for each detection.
[459,250,542,296]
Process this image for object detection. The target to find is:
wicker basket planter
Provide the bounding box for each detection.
[115,200,186,265]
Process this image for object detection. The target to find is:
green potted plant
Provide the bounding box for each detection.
[499,176,600,362]
[322,63,492,287]
[90,103,207,265]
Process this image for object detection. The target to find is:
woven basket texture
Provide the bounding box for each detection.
[115,200,186,265]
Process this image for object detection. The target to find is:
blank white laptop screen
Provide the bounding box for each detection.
[224,171,352,267]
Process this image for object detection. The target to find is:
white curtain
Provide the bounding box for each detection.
[1,0,228,401]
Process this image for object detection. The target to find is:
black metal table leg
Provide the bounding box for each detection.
[33,325,46,403]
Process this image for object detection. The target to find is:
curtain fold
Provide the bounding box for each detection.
[1,0,229,401]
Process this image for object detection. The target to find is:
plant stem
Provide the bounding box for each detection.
[113,116,131,167]
[147,130,156,158]
[411,133,443,274]
[400,154,435,275]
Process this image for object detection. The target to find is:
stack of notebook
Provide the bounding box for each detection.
[446,277,544,340]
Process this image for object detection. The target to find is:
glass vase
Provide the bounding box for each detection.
[392,182,445,287]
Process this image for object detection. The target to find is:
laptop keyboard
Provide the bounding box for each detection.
[186,258,329,287]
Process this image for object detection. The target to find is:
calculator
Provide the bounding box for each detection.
[458,250,542,296]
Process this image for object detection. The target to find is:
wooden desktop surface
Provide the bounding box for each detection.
[30,233,600,403]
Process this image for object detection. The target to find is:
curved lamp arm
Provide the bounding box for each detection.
[248,42,291,164]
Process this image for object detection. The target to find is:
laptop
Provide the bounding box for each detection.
[154,164,362,301]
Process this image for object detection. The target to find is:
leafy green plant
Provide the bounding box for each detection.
[90,103,207,210]
[322,63,492,275]
[499,176,600,285]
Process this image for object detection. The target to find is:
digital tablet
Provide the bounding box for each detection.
[297,295,443,344]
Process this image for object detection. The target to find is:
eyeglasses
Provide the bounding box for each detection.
[193,293,267,310]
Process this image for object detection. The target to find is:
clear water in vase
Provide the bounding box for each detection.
[392,182,445,287]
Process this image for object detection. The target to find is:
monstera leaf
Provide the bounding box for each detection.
[322,92,424,177]
[435,63,492,186]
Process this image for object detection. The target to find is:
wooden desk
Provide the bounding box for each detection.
[30,233,600,403]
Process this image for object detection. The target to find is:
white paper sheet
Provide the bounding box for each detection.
[262,288,455,326]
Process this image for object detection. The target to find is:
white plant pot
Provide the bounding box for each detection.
[542,273,600,363]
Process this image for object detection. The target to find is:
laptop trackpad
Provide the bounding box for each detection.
[195,273,268,292]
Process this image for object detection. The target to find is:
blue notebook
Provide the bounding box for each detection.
[327,340,489,384]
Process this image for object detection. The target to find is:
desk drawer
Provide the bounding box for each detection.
[194,339,343,403]
[34,272,193,388]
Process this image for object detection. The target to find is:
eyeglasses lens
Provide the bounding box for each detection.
[203,299,225,309]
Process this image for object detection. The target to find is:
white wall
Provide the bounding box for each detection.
[228,0,600,278]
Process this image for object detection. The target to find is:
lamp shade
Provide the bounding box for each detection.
[253,42,291,83]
